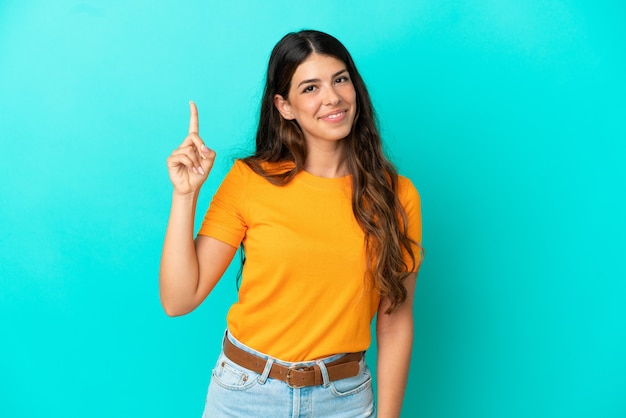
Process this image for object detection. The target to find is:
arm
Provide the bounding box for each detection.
[375,272,417,418]
[159,101,238,316]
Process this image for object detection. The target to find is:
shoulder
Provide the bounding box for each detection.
[230,159,251,175]
[213,160,254,196]
[397,175,422,243]
[397,175,420,206]
[232,159,296,178]
[222,159,256,183]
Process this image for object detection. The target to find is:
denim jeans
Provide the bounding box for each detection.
[202,331,375,417]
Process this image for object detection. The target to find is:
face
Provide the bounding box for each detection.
[274,53,357,148]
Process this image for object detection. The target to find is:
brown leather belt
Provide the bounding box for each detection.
[223,337,363,388]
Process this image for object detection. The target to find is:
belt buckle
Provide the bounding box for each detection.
[285,366,305,389]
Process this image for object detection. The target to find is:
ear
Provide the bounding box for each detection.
[274,94,294,120]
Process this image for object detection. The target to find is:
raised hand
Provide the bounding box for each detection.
[166,101,216,196]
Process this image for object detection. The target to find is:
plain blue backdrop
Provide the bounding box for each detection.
[1,1,625,417]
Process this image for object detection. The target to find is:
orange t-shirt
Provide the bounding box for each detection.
[198,160,421,361]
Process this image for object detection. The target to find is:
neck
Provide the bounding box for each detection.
[304,141,349,178]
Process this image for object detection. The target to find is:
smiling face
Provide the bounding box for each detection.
[274,53,357,149]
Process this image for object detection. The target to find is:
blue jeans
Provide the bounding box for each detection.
[202,331,375,417]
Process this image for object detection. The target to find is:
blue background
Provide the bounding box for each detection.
[1,1,625,417]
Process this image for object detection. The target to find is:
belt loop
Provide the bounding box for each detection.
[316,360,331,388]
[258,357,274,385]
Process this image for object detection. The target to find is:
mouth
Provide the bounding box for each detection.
[319,110,348,121]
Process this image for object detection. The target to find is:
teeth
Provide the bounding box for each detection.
[326,112,343,119]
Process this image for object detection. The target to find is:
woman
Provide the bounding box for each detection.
[160,30,422,417]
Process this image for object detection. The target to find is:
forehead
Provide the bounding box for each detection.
[291,54,347,81]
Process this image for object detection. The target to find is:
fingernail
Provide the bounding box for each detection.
[202,144,210,153]
[198,166,205,175]
[192,166,198,174]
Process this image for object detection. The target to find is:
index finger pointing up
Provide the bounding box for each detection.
[188,100,199,134]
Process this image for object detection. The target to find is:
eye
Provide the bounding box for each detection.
[303,85,316,93]
[335,76,349,84]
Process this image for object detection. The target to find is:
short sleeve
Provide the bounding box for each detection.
[197,161,248,248]
[398,177,422,271]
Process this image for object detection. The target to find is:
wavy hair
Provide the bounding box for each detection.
[242,30,422,313]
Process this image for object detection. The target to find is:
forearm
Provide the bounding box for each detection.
[159,192,201,315]
[376,317,414,418]
[375,273,416,418]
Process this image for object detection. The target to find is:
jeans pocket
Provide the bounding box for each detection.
[211,354,260,391]
[329,361,373,397]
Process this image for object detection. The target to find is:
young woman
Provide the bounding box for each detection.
[160,30,422,418]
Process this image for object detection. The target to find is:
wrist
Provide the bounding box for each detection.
[172,190,199,202]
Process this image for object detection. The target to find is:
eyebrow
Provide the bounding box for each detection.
[297,69,348,88]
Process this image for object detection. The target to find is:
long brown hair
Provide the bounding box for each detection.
[243,30,422,313]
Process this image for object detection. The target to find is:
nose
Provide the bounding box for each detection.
[323,87,342,106]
